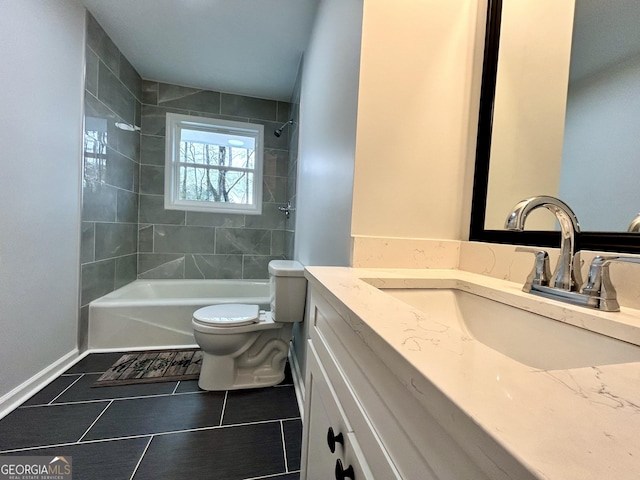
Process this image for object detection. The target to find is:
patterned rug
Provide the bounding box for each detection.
[93,349,202,387]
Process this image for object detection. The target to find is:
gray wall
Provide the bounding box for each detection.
[80,13,142,346]
[292,0,363,380]
[285,60,302,259]
[559,54,640,231]
[0,0,84,403]
[138,81,293,280]
[294,0,362,267]
[288,59,305,374]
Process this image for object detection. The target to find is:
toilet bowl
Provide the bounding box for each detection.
[192,260,306,391]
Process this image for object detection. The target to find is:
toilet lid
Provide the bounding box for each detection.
[193,304,260,327]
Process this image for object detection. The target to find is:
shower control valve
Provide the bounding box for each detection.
[278,201,292,219]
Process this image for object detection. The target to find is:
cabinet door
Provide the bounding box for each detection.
[304,343,373,480]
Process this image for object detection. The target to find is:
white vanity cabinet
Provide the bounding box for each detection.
[301,267,640,480]
[300,287,495,480]
[301,289,399,480]
[303,344,375,480]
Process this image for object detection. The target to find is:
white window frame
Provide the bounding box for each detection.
[164,113,264,215]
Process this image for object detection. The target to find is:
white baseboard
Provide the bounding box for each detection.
[289,349,305,418]
[0,348,83,421]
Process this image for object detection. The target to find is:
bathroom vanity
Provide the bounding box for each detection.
[300,267,640,479]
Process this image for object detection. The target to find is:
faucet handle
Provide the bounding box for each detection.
[582,255,640,311]
[515,247,552,292]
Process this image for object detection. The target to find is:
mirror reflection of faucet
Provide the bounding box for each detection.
[628,213,640,233]
[506,195,640,312]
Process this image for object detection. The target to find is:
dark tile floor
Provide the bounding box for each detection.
[0,352,302,480]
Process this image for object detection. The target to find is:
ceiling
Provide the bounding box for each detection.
[569,0,640,83]
[79,0,319,101]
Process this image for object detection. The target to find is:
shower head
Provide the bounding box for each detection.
[274,119,294,137]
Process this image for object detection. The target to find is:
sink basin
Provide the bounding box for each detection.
[381,288,640,370]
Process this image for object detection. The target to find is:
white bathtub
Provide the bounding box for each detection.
[88,279,271,349]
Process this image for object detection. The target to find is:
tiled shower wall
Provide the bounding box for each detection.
[137,81,293,280]
[79,13,142,344]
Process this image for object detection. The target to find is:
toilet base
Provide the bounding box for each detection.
[197,353,286,391]
[196,325,293,391]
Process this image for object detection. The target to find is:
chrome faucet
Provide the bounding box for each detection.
[505,196,582,291]
[506,196,640,312]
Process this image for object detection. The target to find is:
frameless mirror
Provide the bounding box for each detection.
[471,0,640,253]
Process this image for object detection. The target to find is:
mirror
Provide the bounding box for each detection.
[471,0,640,253]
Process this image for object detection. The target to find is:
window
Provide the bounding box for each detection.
[165,113,264,214]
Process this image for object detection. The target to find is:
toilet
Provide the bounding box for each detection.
[192,260,307,391]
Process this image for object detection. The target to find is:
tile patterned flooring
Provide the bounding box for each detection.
[0,353,302,480]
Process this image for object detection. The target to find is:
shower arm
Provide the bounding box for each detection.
[273,119,294,137]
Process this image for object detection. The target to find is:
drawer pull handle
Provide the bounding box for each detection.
[327,427,344,453]
[335,459,355,480]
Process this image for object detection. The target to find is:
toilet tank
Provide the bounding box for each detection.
[268,260,307,323]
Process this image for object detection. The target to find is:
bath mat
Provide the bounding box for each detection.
[93,348,202,387]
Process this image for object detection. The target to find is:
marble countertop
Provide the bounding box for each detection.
[305,266,640,479]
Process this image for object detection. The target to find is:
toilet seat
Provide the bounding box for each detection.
[193,304,259,327]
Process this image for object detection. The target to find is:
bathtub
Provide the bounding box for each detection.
[88,279,271,349]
